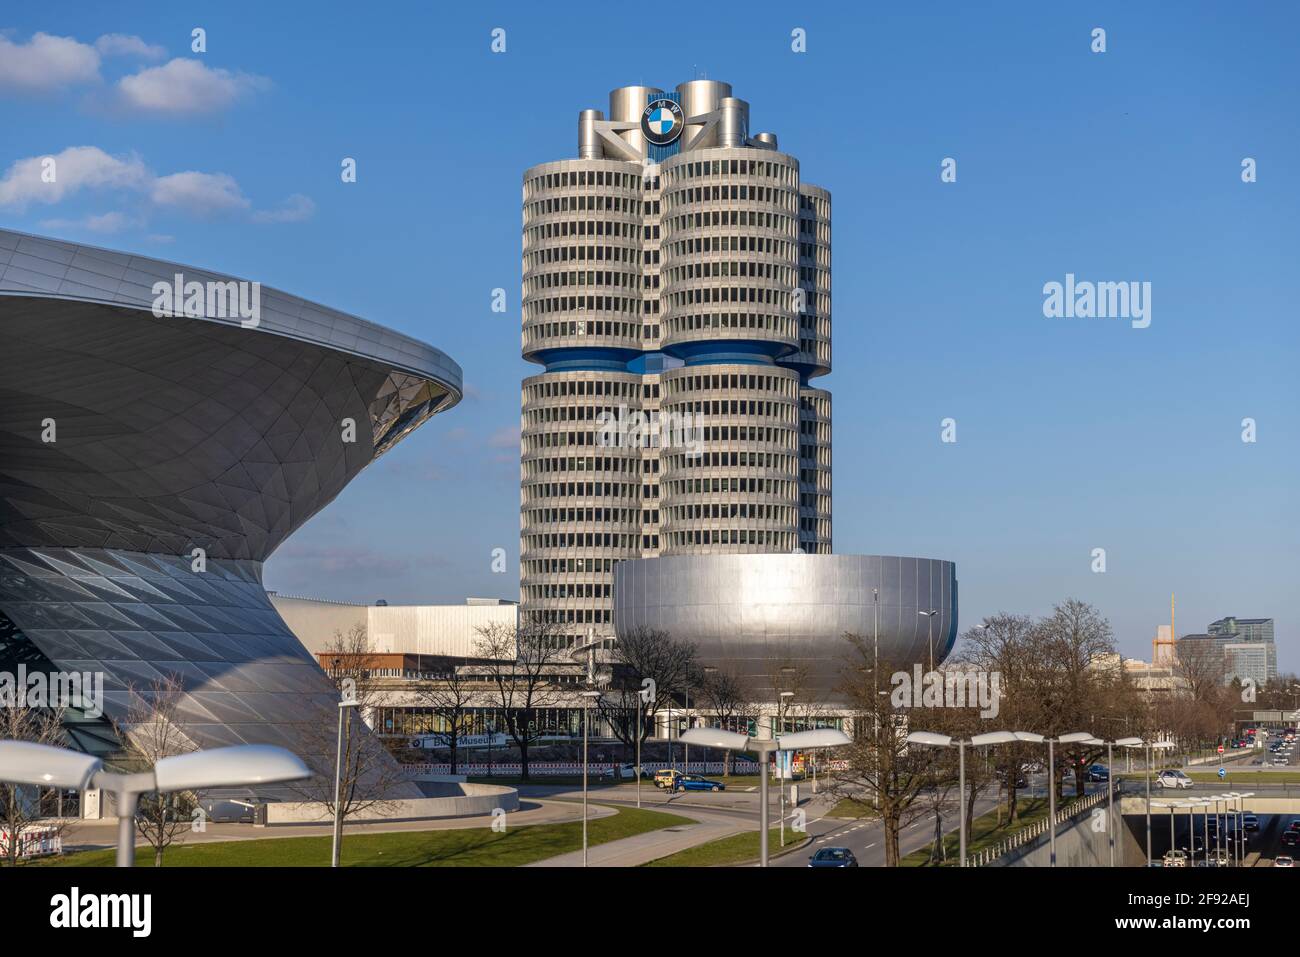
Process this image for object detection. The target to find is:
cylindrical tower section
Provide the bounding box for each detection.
[522,158,646,366]
[658,363,800,555]
[797,387,831,554]
[608,85,663,157]
[754,132,779,149]
[781,183,831,381]
[658,148,801,363]
[520,370,644,646]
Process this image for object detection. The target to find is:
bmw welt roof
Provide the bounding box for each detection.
[0,226,462,402]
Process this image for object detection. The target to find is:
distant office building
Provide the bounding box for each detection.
[1209,616,1275,643]
[1175,617,1278,688]
[270,594,518,659]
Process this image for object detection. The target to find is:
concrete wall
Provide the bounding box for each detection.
[996,801,1145,867]
[263,783,519,824]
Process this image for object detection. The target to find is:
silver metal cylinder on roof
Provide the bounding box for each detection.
[718,97,750,148]
[754,131,779,149]
[578,109,604,159]
[675,79,732,151]
[608,85,663,156]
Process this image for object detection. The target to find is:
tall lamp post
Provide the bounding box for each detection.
[1011,731,1093,867]
[777,690,794,848]
[905,729,1023,867]
[0,740,308,867]
[332,696,361,868]
[918,609,938,672]
[1080,734,1144,867]
[681,727,850,866]
[1140,739,1176,865]
[569,633,614,867]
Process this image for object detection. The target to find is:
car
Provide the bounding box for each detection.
[808,847,858,868]
[675,774,725,792]
[1275,758,1289,766]
[1243,814,1260,831]
[1156,770,1193,790]
[1162,849,1189,867]
[1277,856,1295,867]
[1281,831,1300,848]
[1284,819,1300,833]
[596,763,644,780]
[654,769,682,790]
[1086,765,1110,782]
[1206,848,1230,867]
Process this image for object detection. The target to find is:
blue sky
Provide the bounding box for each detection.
[3,2,1296,668]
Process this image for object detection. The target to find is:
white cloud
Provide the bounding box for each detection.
[150,171,250,215]
[39,211,136,234]
[251,193,315,224]
[115,58,267,115]
[0,146,148,209]
[0,32,101,93]
[94,34,166,60]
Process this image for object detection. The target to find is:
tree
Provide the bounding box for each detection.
[0,696,67,866]
[474,618,569,781]
[291,624,406,838]
[413,665,476,775]
[829,637,939,866]
[115,674,199,867]
[595,627,697,764]
[692,666,757,776]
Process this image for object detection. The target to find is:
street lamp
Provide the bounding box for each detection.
[570,633,613,867]
[1095,735,1145,867]
[777,690,794,848]
[1009,731,1092,867]
[0,739,308,867]
[1139,739,1176,865]
[680,726,850,866]
[332,696,361,868]
[918,609,938,672]
[905,729,1022,867]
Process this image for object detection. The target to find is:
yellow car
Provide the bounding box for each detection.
[654,769,682,790]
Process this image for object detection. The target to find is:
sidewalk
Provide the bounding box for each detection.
[525,815,741,867]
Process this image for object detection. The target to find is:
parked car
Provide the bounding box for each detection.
[1206,848,1230,867]
[596,763,643,780]
[1276,855,1295,867]
[1280,830,1300,848]
[675,774,725,792]
[1243,814,1260,831]
[1162,849,1189,867]
[808,847,858,868]
[1156,770,1193,790]
[654,769,682,790]
[1086,765,1109,782]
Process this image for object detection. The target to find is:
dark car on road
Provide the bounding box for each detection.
[808,847,858,868]
[675,774,726,792]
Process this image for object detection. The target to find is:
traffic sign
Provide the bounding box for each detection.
[1218,767,1227,779]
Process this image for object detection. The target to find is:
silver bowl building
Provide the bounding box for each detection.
[614,554,957,700]
[0,228,462,756]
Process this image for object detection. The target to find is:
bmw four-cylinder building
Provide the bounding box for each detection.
[522,81,957,690]
[0,227,462,758]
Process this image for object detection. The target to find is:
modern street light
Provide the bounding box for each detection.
[0,739,309,867]
[332,696,361,868]
[777,690,794,848]
[1140,739,1176,865]
[905,729,1021,867]
[680,726,850,866]
[569,633,613,867]
[1009,731,1092,866]
[918,609,938,672]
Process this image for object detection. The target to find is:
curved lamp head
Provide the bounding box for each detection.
[970,731,1020,747]
[777,728,851,751]
[905,731,952,748]
[1115,737,1144,747]
[1059,732,1094,744]
[0,740,101,791]
[1013,732,1045,744]
[154,745,310,792]
[680,728,752,753]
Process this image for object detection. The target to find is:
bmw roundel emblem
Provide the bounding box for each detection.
[641,98,684,146]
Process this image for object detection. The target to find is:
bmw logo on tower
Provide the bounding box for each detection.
[640,97,684,145]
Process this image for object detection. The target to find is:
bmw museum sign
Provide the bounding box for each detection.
[641,97,684,145]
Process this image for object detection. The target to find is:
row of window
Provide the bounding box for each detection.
[523,532,643,551]
[660,450,797,471]
[663,503,797,524]
[663,371,797,396]
[663,157,797,185]
[663,529,797,549]
[663,183,796,212]
[664,208,793,236]
[524,167,656,195]
[522,481,640,502]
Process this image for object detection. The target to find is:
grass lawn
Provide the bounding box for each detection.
[37,805,690,868]
[826,797,873,819]
[644,827,791,867]
[900,797,1058,867]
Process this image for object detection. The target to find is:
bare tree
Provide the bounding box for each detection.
[412,665,476,775]
[692,666,757,776]
[0,698,68,866]
[474,619,569,781]
[595,627,697,763]
[290,624,405,832]
[114,674,198,867]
